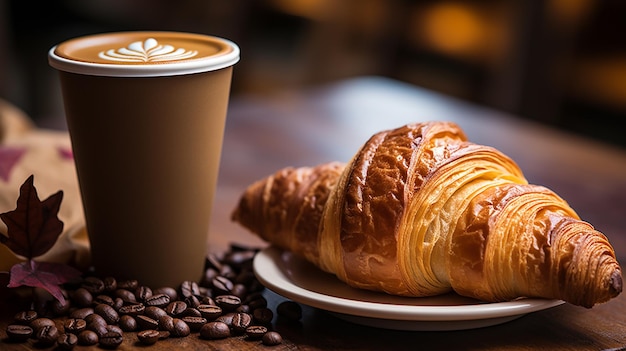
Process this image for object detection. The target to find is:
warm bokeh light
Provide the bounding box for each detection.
[572,55,626,110]
[410,3,505,62]
[268,0,334,20]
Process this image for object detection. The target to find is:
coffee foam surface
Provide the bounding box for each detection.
[49,31,239,77]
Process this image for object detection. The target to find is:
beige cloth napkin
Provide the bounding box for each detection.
[0,99,90,272]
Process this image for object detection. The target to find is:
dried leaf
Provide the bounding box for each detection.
[0,175,64,259]
[0,175,75,304]
[8,260,81,304]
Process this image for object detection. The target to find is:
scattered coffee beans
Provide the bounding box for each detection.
[200,321,231,339]
[13,310,37,325]
[277,300,303,321]
[137,329,161,345]
[64,318,87,334]
[35,324,59,346]
[232,311,252,334]
[77,329,99,346]
[99,330,123,348]
[57,332,78,350]
[118,315,137,331]
[170,318,191,337]
[5,324,33,341]
[262,330,284,346]
[181,316,207,332]
[5,244,295,349]
[245,325,268,340]
[253,307,274,325]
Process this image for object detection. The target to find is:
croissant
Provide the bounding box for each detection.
[232,121,622,308]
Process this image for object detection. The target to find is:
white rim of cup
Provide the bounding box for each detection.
[48,34,240,78]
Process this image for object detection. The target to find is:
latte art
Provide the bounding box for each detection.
[99,38,198,63]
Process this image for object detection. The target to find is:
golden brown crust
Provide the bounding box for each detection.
[232,121,622,307]
[231,163,344,265]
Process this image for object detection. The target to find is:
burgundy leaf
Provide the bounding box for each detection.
[0,175,64,259]
[8,260,81,304]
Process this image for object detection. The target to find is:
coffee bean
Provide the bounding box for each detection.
[165,300,188,316]
[95,303,120,324]
[93,294,115,306]
[245,325,268,340]
[236,304,252,314]
[57,332,78,350]
[87,319,108,337]
[135,315,159,331]
[231,312,252,334]
[201,296,216,306]
[231,283,248,299]
[30,317,55,332]
[212,276,234,295]
[215,312,235,327]
[144,306,168,321]
[107,324,123,335]
[118,303,145,316]
[50,298,71,316]
[182,307,202,318]
[99,331,123,348]
[158,315,174,332]
[102,276,117,292]
[219,264,236,280]
[64,318,87,334]
[201,268,219,287]
[197,304,222,320]
[170,318,191,337]
[114,289,137,304]
[112,297,124,311]
[82,276,105,294]
[201,287,214,297]
[118,315,137,332]
[71,287,93,307]
[77,330,99,346]
[199,321,231,339]
[277,300,303,321]
[253,307,274,325]
[153,287,178,301]
[13,310,37,325]
[181,316,207,332]
[116,279,138,291]
[85,313,107,326]
[145,293,170,308]
[246,294,268,310]
[205,253,224,272]
[5,324,33,341]
[184,294,201,308]
[35,325,59,346]
[135,286,153,302]
[137,329,160,345]
[215,294,241,311]
[262,331,283,346]
[180,280,200,299]
[70,307,94,320]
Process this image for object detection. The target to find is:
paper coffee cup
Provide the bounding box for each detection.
[49,31,239,288]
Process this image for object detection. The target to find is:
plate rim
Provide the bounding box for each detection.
[253,246,565,322]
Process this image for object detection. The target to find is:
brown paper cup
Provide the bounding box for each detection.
[49,31,239,288]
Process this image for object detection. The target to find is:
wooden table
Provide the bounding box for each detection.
[2,76,626,350]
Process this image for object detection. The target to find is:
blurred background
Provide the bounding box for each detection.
[0,0,624,148]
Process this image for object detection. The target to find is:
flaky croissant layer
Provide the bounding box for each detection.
[232,121,622,307]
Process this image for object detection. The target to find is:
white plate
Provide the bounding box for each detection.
[253,246,565,331]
